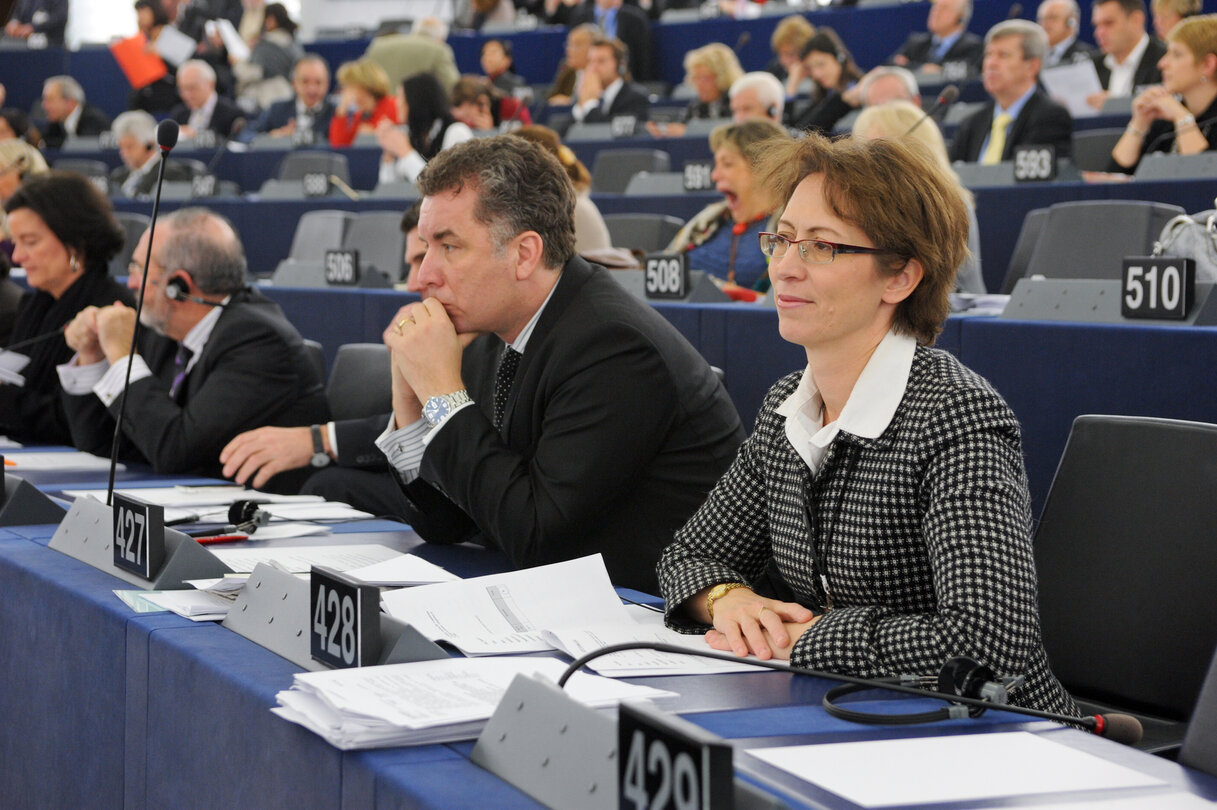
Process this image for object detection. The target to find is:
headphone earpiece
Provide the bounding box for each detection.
[767,104,778,119]
[165,274,191,302]
[1067,15,1077,27]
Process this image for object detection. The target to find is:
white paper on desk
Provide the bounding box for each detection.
[272,656,677,749]
[142,589,234,620]
[0,349,30,374]
[153,25,197,66]
[345,554,458,586]
[0,436,21,448]
[186,574,250,593]
[209,543,399,574]
[542,605,772,676]
[1030,793,1217,809]
[114,589,171,613]
[380,554,631,656]
[61,487,323,509]
[749,732,1167,807]
[245,522,331,540]
[1041,61,1104,118]
[4,451,124,472]
[264,502,372,521]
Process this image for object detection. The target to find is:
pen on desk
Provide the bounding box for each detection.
[4,458,15,466]
[194,534,249,545]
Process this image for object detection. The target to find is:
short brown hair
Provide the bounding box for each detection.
[511,125,592,192]
[754,133,968,345]
[1092,0,1146,17]
[770,15,815,54]
[417,135,576,269]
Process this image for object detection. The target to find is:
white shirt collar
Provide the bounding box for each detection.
[190,92,219,130]
[1105,33,1150,96]
[64,103,83,135]
[179,295,231,373]
[1046,33,1078,63]
[601,78,624,112]
[775,329,917,473]
[508,274,561,354]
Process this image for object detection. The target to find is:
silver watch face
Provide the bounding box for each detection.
[310,452,331,468]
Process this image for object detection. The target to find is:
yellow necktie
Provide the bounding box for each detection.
[981,112,1012,165]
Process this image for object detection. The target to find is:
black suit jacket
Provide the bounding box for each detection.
[394,257,744,592]
[251,96,337,141]
[109,159,194,198]
[170,95,246,138]
[949,90,1074,163]
[568,2,653,80]
[890,31,983,76]
[40,104,112,149]
[1045,38,1097,68]
[63,289,329,487]
[583,81,652,123]
[1093,37,1167,91]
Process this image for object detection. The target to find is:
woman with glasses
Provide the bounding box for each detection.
[656,132,1078,717]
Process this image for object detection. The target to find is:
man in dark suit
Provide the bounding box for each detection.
[58,208,328,491]
[4,0,67,45]
[109,111,194,198]
[38,76,112,149]
[1088,0,1166,109]
[249,54,336,142]
[950,20,1074,163]
[568,0,652,80]
[384,137,741,592]
[570,37,651,126]
[170,60,246,139]
[889,0,984,78]
[1038,0,1098,67]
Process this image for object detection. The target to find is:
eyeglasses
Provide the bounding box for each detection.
[758,232,897,265]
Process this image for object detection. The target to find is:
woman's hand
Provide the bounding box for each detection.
[1131,85,1184,129]
[703,587,815,660]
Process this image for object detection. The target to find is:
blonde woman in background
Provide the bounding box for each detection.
[511,125,613,254]
[852,101,986,293]
[650,43,745,138]
[0,139,49,259]
[768,15,817,97]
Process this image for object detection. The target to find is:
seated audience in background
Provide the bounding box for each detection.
[728,71,786,123]
[789,29,864,134]
[171,60,246,139]
[373,136,742,591]
[481,39,527,95]
[567,0,653,80]
[949,20,1074,163]
[853,101,986,293]
[364,16,459,92]
[1111,14,1217,171]
[512,124,612,253]
[656,132,1080,722]
[665,120,791,293]
[889,0,984,77]
[109,111,194,198]
[857,65,922,106]
[451,76,533,131]
[0,172,132,445]
[1038,0,1098,67]
[1152,0,1201,39]
[465,0,516,30]
[1089,0,1167,109]
[0,139,49,258]
[230,2,304,109]
[378,73,474,185]
[58,207,329,489]
[329,58,398,147]
[0,253,21,346]
[4,0,67,45]
[648,42,743,138]
[130,0,182,115]
[0,108,42,146]
[570,37,651,125]
[767,14,817,91]
[250,54,336,141]
[548,23,598,104]
[39,76,112,149]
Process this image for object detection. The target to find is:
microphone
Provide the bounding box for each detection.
[328,174,361,201]
[105,119,178,506]
[1,326,66,353]
[904,84,959,136]
[188,118,244,200]
[733,32,751,54]
[227,499,271,533]
[557,643,1144,746]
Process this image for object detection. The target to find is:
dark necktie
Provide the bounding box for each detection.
[493,347,521,429]
[169,344,193,399]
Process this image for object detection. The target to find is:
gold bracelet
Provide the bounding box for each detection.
[705,582,748,620]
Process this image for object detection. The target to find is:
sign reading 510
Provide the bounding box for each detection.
[1122,257,1195,320]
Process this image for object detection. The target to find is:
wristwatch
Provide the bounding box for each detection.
[705,582,748,620]
[422,389,473,428]
[309,424,331,468]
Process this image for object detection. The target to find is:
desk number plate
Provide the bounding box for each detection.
[619,702,732,810]
[1122,257,1195,320]
[302,172,330,197]
[644,253,689,300]
[324,249,361,286]
[1013,145,1057,182]
[112,493,166,579]
[682,161,714,192]
[310,566,378,668]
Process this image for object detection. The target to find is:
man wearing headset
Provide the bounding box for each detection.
[570,37,651,124]
[109,111,194,199]
[1038,0,1098,67]
[57,208,328,490]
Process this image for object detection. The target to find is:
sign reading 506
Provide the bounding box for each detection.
[644,253,689,300]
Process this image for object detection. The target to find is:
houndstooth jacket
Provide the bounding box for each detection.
[658,345,1078,717]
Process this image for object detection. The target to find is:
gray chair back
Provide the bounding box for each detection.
[1000,207,1049,294]
[624,172,686,195]
[1024,200,1185,280]
[289,210,353,262]
[1134,151,1217,180]
[327,343,392,420]
[603,214,685,253]
[1071,128,1125,172]
[591,149,672,193]
[110,212,151,277]
[276,150,351,185]
[343,211,406,283]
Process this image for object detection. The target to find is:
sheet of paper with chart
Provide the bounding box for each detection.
[379,554,630,655]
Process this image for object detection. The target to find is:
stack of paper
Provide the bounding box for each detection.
[379,554,631,655]
[141,589,235,621]
[0,349,30,387]
[345,554,459,586]
[272,657,676,749]
[209,543,401,574]
[4,452,123,472]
